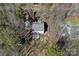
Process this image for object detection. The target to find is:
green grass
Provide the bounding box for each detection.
[0,25,18,52]
[65,16,79,25]
[47,44,64,56]
[14,4,27,20]
[70,19,79,25]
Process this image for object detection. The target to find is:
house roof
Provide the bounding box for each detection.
[32,22,44,32]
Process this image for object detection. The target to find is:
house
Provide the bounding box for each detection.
[32,21,44,34]
[32,21,44,39]
[24,20,48,40]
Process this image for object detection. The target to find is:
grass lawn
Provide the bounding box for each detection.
[46,44,64,56]
[65,16,79,25]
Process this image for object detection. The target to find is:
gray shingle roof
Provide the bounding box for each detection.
[32,22,44,32]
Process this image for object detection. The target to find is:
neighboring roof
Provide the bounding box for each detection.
[60,23,79,39]
[32,22,44,32]
[71,25,79,38]
[64,20,79,38]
